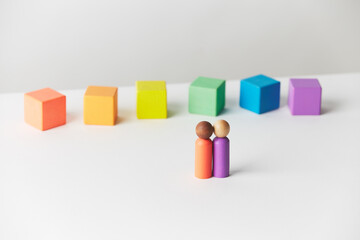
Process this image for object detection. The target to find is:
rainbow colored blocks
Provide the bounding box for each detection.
[240,74,280,114]
[24,88,66,131]
[84,86,118,125]
[288,78,322,115]
[188,76,226,116]
[136,81,167,119]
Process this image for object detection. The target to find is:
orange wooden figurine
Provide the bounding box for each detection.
[195,121,213,179]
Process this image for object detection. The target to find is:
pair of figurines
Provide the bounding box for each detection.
[195,120,230,179]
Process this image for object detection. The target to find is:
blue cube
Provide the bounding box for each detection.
[240,74,280,114]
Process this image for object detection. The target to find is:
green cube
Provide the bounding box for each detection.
[188,76,226,116]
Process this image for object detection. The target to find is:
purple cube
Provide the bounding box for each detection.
[288,78,322,115]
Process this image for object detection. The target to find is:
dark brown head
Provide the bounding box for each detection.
[195,121,213,139]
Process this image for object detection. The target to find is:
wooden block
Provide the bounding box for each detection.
[288,78,322,115]
[84,86,118,125]
[240,74,280,114]
[188,76,226,116]
[24,88,66,131]
[136,81,167,119]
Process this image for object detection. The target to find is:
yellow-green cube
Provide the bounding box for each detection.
[136,81,167,119]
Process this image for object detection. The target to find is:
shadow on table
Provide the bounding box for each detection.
[321,99,342,115]
[116,116,125,124]
[167,102,186,118]
[230,160,262,176]
[116,108,136,124]
[168,109,177,118]
[66,112,78,123]
[279,95,288,108]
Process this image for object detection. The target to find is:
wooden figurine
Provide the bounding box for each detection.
[195,121,213,179]
[213,120,230,178]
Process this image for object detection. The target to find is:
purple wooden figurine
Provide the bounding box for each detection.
[213,120,230,178]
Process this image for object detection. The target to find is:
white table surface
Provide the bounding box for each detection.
[1,73,360,240]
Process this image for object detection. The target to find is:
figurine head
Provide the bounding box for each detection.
[196,121,213,139]
[213,120,230,138]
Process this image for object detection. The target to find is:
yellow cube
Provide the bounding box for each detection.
[84,86,118,125]
[136,81,167,119]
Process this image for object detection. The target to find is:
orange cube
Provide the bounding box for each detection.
[24,88,66,131]
[83,86,118,125]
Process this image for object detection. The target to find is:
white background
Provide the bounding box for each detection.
[1,0,360,93]
[1,74,360,239]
